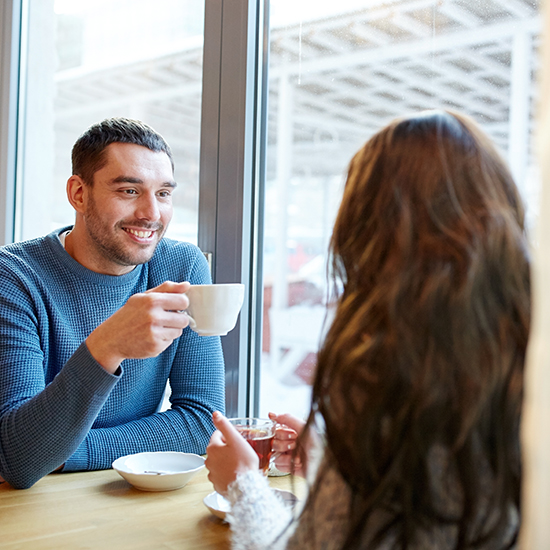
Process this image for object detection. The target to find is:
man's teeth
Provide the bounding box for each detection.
[126,228,153,238]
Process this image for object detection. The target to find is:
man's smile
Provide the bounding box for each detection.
[123,227,156,239]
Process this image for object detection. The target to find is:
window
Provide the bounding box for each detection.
[18,0,205,244]
[258,0,541,419]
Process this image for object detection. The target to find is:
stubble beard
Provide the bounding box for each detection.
[84,195,166,268]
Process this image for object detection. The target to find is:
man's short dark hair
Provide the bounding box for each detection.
[71,117,174,185]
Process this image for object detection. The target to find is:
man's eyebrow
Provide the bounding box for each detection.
[110,176,177,188]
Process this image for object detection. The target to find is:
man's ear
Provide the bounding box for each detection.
[66,175,88,213]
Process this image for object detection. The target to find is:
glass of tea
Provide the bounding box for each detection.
[228,417,275,474]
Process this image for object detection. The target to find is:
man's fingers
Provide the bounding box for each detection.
[146,280,191,294]
[161,309,192,329]
[141,290,190,313]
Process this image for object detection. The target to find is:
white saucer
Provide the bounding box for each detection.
[203,491,232,520]
[203,488,298,520]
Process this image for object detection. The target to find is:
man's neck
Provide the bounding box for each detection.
[64,227,136,276]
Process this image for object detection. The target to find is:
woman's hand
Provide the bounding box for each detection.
[205,411,259,495]
[269,412,308,477]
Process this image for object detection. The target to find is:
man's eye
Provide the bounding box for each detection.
[158,191,172,198]
[123,189,138,195]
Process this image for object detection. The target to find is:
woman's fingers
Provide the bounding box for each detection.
[272,437,296,453]
[274,425,297,439]
[269,411,303,453]
[268,411,310,478]
[269,412,306,434]
[204,412,259,495]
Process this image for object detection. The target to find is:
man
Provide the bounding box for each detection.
[0,118,225,489]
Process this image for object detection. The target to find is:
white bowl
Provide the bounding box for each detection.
[203,489,298,520]
[112,451,205,492]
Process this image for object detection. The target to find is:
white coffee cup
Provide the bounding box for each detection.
[185,284,245,336]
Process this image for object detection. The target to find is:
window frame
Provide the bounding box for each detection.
[0,0,24,245]
[198,0,268,416]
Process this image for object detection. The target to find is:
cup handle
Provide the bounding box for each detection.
[173,309,197,330]
[186,313,197,329]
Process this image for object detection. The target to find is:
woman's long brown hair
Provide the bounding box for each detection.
[299,110,530,549]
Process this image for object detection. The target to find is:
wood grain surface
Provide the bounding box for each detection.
[0,464,305,549]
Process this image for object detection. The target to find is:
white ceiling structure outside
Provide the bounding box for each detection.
[267,0,540,189]
[54,0,540,192]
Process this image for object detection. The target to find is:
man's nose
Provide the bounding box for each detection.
[135,193,160,221]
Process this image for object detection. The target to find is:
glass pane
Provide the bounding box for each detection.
[19,0,205,244]
[259,0,541,419]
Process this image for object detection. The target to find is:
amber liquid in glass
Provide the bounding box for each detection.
[237,428,274,472]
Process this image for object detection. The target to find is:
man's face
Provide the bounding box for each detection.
[80,142,176,274]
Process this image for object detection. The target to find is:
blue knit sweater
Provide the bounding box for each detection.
[0,227,225,489]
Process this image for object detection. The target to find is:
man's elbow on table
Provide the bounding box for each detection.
[0,468,41,490]
[0,460,60,490]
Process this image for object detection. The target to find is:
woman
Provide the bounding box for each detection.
[205,110,531,549]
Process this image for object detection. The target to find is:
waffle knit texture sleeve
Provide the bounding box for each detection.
[0,228,225,489]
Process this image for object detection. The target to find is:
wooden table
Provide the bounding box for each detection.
[0,466,305,549]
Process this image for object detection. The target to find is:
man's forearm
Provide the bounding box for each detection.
[67,403,220,473]
[0,343,118,489]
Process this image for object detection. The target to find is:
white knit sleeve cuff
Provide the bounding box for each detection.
[226,470,294,550]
